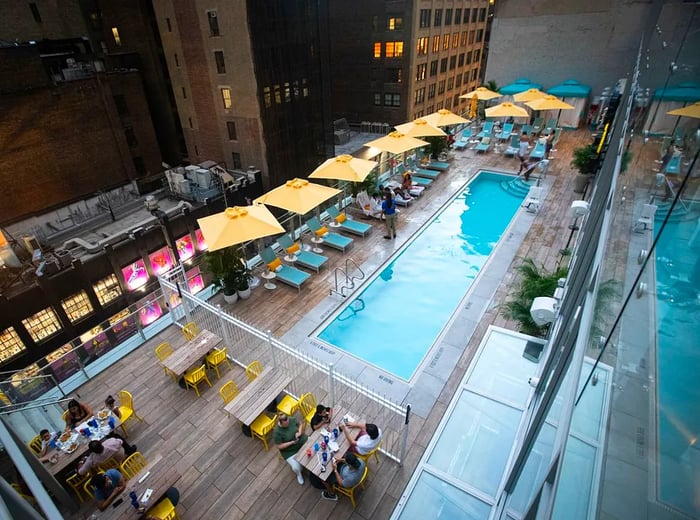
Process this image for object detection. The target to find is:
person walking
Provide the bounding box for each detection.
[382,190,397,240]
[517,132,531,174]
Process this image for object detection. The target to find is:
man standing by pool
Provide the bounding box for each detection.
[382,189,397,240]
[273,413,307,485]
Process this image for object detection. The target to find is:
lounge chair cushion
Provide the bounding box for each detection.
[268,258,282,272]
[315,226,329,237]
[335,213,347,223]
[286,242,300,254]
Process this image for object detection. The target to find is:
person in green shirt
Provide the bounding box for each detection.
[273,413,307,485]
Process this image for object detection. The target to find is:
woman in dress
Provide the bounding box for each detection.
[64,399,93,430]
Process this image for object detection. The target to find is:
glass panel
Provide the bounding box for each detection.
[149,247,174,275]
[467,332,542,407]
[122,259,149,291]
[507,422,556,514]
[61,291,94,323]
[93,274,122,306]
[22,307,62,342]
[0,327,26,363]
[428,390,520,496]
[570,360,607,441]
[398,471,491,520]
[551,437,596,520]
[176,234,195,262]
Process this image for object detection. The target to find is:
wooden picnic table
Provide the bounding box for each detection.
[224,367,292,426]
[293,406,361,481]
[44,412,123,476]
[161,330,222,378]
[89,454,181,520]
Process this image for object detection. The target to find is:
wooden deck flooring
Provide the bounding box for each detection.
[60,129,602,519]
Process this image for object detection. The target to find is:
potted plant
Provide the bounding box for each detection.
[571,144,598,193]
[425,135,447,160]
[204,247,251,304]
[233,252,253,300]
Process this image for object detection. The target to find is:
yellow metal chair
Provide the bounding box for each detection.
[155,342,177,381]
[184,364,212,398]
[298,392,317,425]
[181,321,199,341]
[245,360,263,382]
[205,347,232,379]
[11,483,37,506]
[118,389,144,437]
[250,412,277,451]
[334,465,368,508]
[276,393,300,417]
[147,497,179,520]
[219,380,239,408]
[82,473,100,500]
[62,410,70,423]
[97,456,121,473]
[28,435,43,456]
[120,451,148,479]
[356,441,381,464]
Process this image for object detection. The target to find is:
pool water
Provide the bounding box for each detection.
[317,172,527,380]
[654,207,700,517]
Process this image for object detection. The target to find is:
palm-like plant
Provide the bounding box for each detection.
[502,258,568,337]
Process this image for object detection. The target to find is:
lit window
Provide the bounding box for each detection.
[373,42,381,58]
[263,86,271,108]
[0,328,26,363]
[274,84,281,104]
[61,291,93,323]
[93,274,122,306]
[386,41,404,58]
[388,17,403,30]
[452,32,459,48]
[221,87,232,109]
[284,82,291,103]
[416,37,428,56]
[374,93,382,106]
[111,27,122,46]
[443,35,449,51]
[432,35,440,54]
[22,308,62,343]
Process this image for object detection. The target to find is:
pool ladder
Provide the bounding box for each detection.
[330,258,365,298]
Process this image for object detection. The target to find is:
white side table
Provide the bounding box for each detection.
[261,271,277,290]
[284,253,298,263]
[310,236,324,254]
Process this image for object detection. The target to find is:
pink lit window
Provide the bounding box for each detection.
[149,247,173,275]
[176,235,195,261]
[122,259,149,290]
[195,229,207,251]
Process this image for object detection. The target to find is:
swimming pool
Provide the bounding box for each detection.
[654,205,700,517]
[316,171,528,380]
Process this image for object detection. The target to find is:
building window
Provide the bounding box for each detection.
[454,94,461,107]
[466,51,472,65]
[452,32,459,48]
[384,93,400,107]
[93,274,121,306]
[429,60,438,77]
[455,8,462,25]
[432,35,440,54]
[428,83,436,99]
[386,68,403,83]
[124,127,138,147]
[293,80,300,99]
[445,97,452,109]
[385,42,404,58]
[227,121,237,140]
[174,53,179,67]
[284,82,292,102]
[464,9,471,24]
[232,152,242,169]
[181,86,187,99]
[468,30,475,44]
[207,11,220,36]
[434,9,442,27]
[263,86,271,108]
[479,8,487,22]
[461,31,468,46]
[387,17,403,30]
[442,35,450,51]
[373,42,381,58]
[437,101,444,110]
[445,9,453,25]
[476,29,484,43]
[449,56,457,70]
[419,9,431,28]
[111,27,122,46]
[61,291,94,323]
[447,77,454,91]
[214,51,226,74]
[113,95,128,116]
[274,84,281,104]
[440,58,448,73]
[471,68,479,81]
[302,78,309,98]
[0,327,25,363]
[415,64,426,82]
[472,9,478,23]
[464,71,469,84]
[221,88,232,108]
[165,17,172,32]
[22,308,62,343]
[438,80,445,95]
[458,53,465,67]
[416,37,428,56]
[374,93,382,106]
[29,2,41,23]
[414,87,425,105]
[474,49,481,62]
[188,117,193,128]
[455,74,462,88]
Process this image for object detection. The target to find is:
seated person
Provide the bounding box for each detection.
[401,173,424,197]
[78,438,126,476]
[64,399,93,431]
[273,413,307,485]
[104,395,122,420]
[36,429,57,460]
[356,191,383,219]
[339,420,382,456]
[310,404,333,432]
[320,452,366,501]
[382,185,411,204]
[91,468,126,511]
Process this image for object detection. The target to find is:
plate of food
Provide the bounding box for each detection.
[97,409,110,420]
[59,432,72,443]
[64,442,79,454]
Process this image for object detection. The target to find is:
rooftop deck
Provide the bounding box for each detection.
[20,128,622,519]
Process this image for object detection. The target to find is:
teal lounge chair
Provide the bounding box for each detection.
[475,136,491,153]
[529,140,546,159]
[454,136,470,151]
[326,206,372,237]
[497,123,514,141]
[411,175,433,187]
[504,135,520,157]
[412,167,440,179]
[531,117,544,134]
[259,247,311,291]
[276,234,328,272]
[425,160,449,171]
[306,217,354,252]
[543,118,557,135]
[476,121,494,139]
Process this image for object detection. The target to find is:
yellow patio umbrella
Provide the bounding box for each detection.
[196,205,285,252]
[513,88,548,102]
[469,94,479,119]
[364,131,429,154]
[255,178,341,215]
[422,109,471,127]
[485,102,529,119]
[525,95,575,111]
[394,119,447,137]
[459,86,502,100]
[667,102,700,119]
[308,154,378,183]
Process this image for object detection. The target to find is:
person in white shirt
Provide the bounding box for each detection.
[339,420,382,455]
[78,438,125,476]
